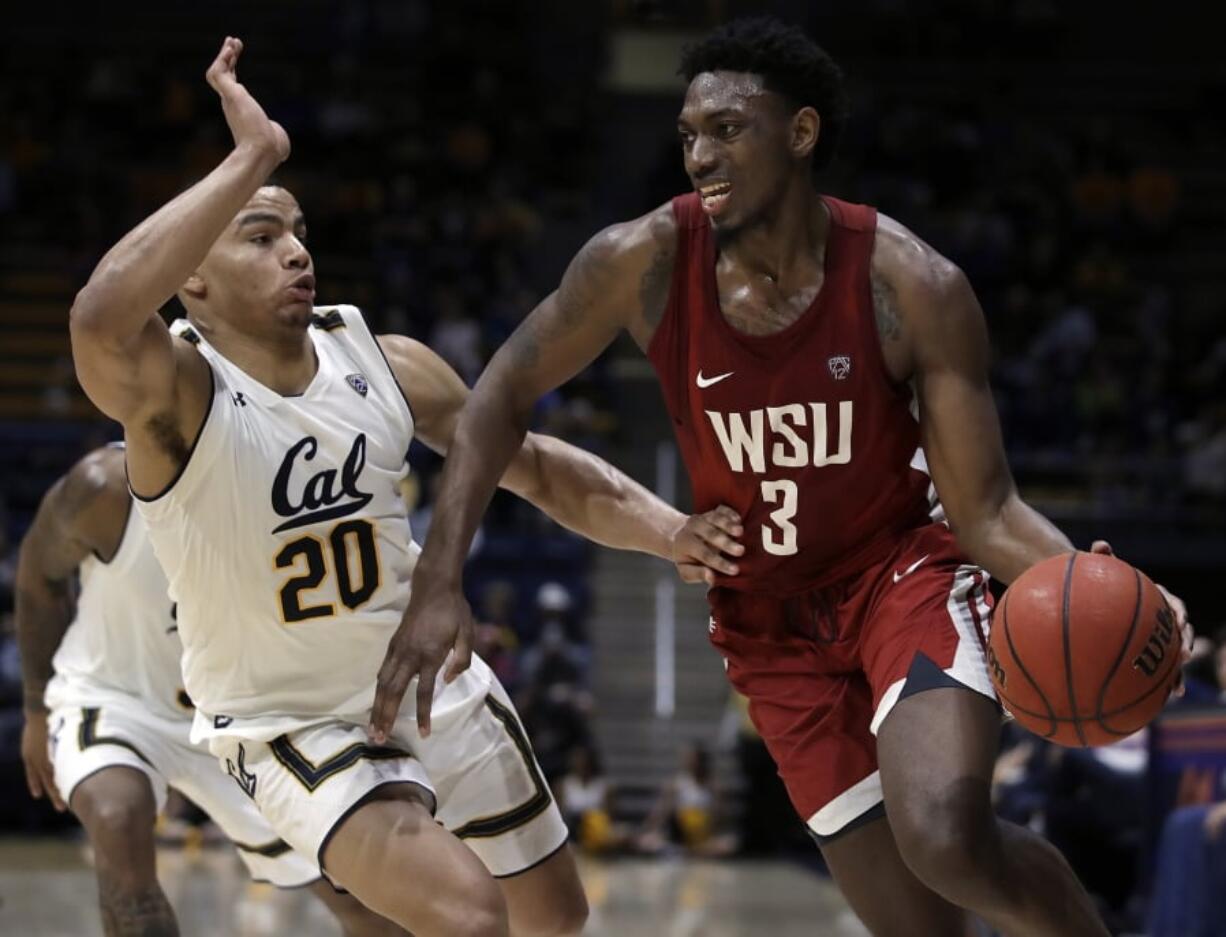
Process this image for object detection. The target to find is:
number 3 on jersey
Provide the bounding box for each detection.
[275,519,381,623]
[760,480,799,556]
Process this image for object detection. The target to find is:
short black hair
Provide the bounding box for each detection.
[679,17,849,172]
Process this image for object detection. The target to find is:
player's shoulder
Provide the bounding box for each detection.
[871,211,967,305]
[51,444,129,521]
[582,202,678,273]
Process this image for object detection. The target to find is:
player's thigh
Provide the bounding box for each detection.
[875,685,1002,861]
[406,678,570,880]
[322,784,507,937]
[820,816,968,937]
[168,738,319,888]
[207,721,434,873]
[496,843,587,937]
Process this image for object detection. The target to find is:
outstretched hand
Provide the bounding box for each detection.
[673,505,745,585]
[370,582,474,742]
[205,36,290,165]
[1091,540,1192,696]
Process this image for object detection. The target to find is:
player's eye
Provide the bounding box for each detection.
[250,234,272,245]
[717,123,739,138]
[678,129,695,145]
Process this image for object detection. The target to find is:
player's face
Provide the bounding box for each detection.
[677,72,797,232]
[195,186,315,329]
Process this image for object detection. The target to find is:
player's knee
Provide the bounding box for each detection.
[892,781,996,892]
[75,790,156,863]
[433,880,509,937]
[514,887,589,937]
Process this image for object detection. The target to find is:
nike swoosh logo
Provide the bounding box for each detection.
[696,370,734,389]
[893,554,930,584]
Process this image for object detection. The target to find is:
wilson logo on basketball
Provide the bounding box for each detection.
[1131,605,1177,677]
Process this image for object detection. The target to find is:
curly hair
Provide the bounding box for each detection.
[679,17,849,172]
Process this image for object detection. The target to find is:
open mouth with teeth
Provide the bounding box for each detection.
[698,181,732,216]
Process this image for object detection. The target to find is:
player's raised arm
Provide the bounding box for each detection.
[15,447,128,810]
[370,333,743,738]
[69,38,287,489]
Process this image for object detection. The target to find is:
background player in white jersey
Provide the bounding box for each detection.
[67,37,742,937]
[16,444,408,936]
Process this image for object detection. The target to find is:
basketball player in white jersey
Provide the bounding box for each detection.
[68,38,743,937]
[16,444,408,936]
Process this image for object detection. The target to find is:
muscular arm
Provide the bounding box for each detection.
[379,333,689,560]
[68,38,285,496]
[414,205,677,587]
[15,448,130,713]
[875,222,1072,583]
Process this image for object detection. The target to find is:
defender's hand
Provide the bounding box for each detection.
[1092,540,1192,696]
[205,37,290,164]
[673,505,745,586]
[370,583,475,741]
[21,712,66,812]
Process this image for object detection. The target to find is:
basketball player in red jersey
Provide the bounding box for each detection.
[372,18,1190,937]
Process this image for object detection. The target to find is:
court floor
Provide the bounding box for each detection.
[0,837,867,936]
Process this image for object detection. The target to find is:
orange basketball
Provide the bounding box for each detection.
[987,552,1179,747]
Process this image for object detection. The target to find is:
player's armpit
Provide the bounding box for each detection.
[900,253,1072,583]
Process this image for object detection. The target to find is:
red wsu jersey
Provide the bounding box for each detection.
[647,193,937,595]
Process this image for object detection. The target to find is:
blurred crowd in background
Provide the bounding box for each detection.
[1,2,1224,933]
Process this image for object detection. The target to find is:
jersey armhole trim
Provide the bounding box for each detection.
[372,334,417,429]
[92,497,132,565]
[129,364,217,504]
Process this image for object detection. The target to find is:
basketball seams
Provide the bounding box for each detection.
[1001,589,1059,738]
[1060,554,1088,746]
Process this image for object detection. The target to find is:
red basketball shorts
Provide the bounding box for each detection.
[707,522,996,841]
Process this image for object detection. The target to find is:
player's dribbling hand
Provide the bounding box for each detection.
[672,505,745,586]
[370,584,475,742]
[20,711,66,812]
[1092,539,1193,697]
[205,36,290,165]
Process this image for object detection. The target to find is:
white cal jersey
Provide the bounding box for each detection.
[137,306,491,743]
[45,480,188,721]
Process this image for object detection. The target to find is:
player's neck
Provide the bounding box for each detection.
[201,320,318,396]
[717,184,828,288]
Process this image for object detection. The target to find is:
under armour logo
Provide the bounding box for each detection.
[232,392,247,407]
[827,356,851,381]
[345,373,369,397]
[225,743,257,799]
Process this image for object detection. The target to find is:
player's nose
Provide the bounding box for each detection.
[284,237,311,269]
[685,135,720,180]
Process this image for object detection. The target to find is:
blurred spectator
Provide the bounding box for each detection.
[557,745,624,855]
[1147,802,1226,937]
[636,744,737,858]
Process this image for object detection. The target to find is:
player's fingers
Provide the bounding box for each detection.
[416,666,439,737]
[694,542,739,576]
[42,766,66,812]
[370,656,416,741]
[1090,540,1114,556]
[23,759,43,800]
[695,522,745,557]
[706,506,744,538]
[445,635,473,684]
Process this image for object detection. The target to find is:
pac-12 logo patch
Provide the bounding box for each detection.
[827,355,852,381]
[346,373,369,397]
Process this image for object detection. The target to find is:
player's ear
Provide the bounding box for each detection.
[791,106,819,161]
[182,273,207,300]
